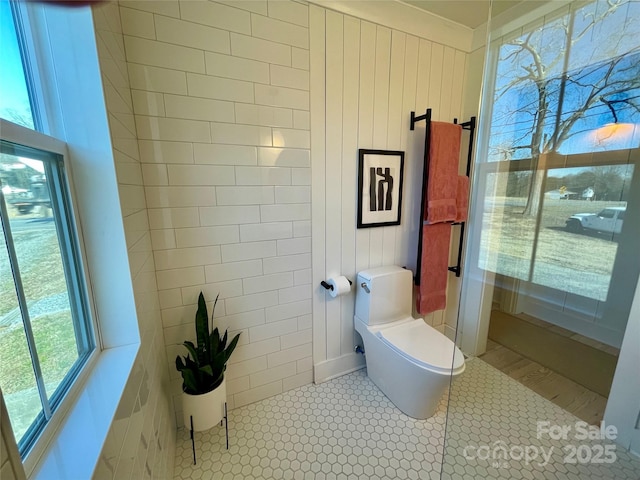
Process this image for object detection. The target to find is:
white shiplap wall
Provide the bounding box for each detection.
[310,4,469,381]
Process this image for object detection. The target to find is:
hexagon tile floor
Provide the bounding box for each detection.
[174,358,640,479]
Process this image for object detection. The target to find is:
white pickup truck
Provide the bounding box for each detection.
[565,206,625,235]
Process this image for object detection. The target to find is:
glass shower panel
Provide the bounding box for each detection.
[442,0,640,478]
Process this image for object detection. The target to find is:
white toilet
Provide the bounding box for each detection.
[354,265,465,419]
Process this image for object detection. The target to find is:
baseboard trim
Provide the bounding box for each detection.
[314,353,366,384]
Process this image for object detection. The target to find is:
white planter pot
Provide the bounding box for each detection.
[182,377,226,432]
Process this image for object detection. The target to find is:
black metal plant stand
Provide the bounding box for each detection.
[189,402,229,465]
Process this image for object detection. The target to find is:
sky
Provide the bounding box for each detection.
[0,0,35,129]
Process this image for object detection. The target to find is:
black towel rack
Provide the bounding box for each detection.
[410,109,476,284]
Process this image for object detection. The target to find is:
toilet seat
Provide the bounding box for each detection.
[375,319,465,374]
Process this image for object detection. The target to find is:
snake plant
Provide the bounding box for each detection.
[175,292,240,395]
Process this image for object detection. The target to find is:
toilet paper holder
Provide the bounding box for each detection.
[320,278,352,291]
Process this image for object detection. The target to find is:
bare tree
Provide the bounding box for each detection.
[2,107,34,130]
[490,0,640,216]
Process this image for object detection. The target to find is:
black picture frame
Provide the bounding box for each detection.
[357,149,405,228]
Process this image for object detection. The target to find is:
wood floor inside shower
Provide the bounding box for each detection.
[479,311,618,426]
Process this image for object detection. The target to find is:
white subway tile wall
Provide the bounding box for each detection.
[92,2,176,479]
[120,0,312,425]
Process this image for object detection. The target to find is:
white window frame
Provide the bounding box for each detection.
[0,118,99,462]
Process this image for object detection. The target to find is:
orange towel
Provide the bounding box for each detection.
[425,122,462,224]
[416,223,452,314]
[455,175,469,222]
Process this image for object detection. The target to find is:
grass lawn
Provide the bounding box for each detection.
[0,213,76,394]
[479,198,623,301]
[0,310,78,442]
[0,311,78,395]
[1,216,66,318]
[0,209,82,442]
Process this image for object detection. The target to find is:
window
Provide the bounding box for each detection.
[0,0,94,457]
[0,0,35,130]
[486,2,640,166]
[476,0,639,301]
[462,0,640,353]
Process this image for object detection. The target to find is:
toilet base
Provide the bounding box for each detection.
[356,318,462,420]
[365,349,450,419]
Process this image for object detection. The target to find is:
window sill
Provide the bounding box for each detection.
[28,344,139,480]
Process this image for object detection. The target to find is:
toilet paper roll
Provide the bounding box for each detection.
[327,276,351,298]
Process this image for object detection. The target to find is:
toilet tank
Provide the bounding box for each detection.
[355,266,413,325]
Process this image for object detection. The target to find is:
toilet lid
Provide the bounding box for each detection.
[376,319,465,373]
